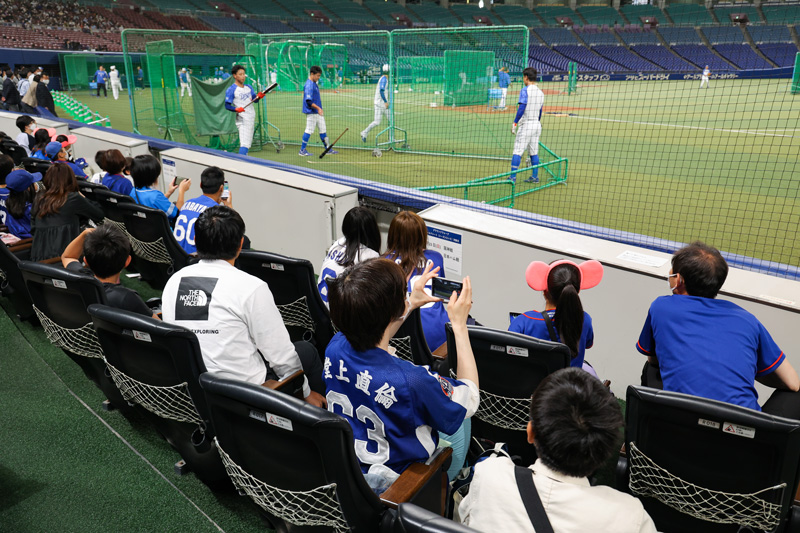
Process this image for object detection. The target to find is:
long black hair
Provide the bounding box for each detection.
[7,183,36,219]
[338,206,381,268]
[546,263,584,359]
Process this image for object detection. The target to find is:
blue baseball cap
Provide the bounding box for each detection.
[45,141,64,159]
[6,169,42,192]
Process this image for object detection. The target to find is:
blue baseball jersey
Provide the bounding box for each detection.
[0,188,9,226]
[302,78,322,114]
[94,70,109,84]
[130,187,178,220]
[324,332,477,476]
[509,310,594,369]
[636,295,785,411]
[54,160,87,179]
[4,203,32,239]
[225,83,257,114]
[374,75,388,105]
[179,71,189,84]
[173,195,219,254]
[101,173,133,196]
[498,71,510,89]
[221,72,230,80]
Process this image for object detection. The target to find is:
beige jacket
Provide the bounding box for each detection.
[21,80,38,107]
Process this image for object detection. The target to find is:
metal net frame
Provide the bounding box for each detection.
[628,442,786,530]
[216,438,350,533]
[105,359,203,425]
[276,296,316,336]
[33,305,103,359]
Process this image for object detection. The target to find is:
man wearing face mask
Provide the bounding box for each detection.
[35,72,56,116]
[636,241,800,418]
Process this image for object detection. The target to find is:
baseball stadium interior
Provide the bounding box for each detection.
[2,0,800,531]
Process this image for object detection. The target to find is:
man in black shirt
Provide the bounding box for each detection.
[35,72,56,117]
[61,225,156,318]
[1,68,21,112]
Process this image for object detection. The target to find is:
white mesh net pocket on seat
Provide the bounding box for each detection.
[389,336,413,363]
[103,217,128,235]
[628,442,786,531]
[216,439,349,533]
[105,359,203,425]
[127,232,173,266]
[33,305,103,359]
[277,296,316,334]
[474,389,530,431]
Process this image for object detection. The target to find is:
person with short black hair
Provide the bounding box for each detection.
[162,205,326,407]
[299,65,337,157]
[61,226,155,318]
[224,65,265,155]
[35,72,56,116]
[1,67,20,112]
[325,258,479,492]
[637,241,800,417]
[509,67,544,184]
[93,65,108,97]
[15,115,36,155]
[460,367,657,532]
[173,166,232,254]
[30,128,53,159]
[100,149,132,195]
[90,149,108,184]
[129,154,190,220]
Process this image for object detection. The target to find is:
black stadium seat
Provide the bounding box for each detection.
[389,503,478,533]
[0,239,36,321]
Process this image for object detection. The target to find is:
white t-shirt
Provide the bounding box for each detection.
[317,237,380,305]
[15,132,31,156]
[162,259,310,396]
[109,69,119,83]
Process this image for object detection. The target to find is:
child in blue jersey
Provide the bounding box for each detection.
[100,149,133,195]
[30,128,54,159]
[509,259,604,372]
[93,66,108,97]
[129,154,190,221]
[383,211,450,352]
[3,169,42,239]
[299,65,337,157]
[173,166,231,254]
[510,67,544,184]
[360,64,389,143]
[326,258,479,493]
[224,65,265,156]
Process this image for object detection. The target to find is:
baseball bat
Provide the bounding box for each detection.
[319,128,349,159]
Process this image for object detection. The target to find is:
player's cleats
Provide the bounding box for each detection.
[361,135,366,143]
[327,149,339,155]
[298,149,313,156]
[508,176,516,184]
[525,176,539,184]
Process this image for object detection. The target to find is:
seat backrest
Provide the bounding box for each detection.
[446,324,571,464]
[0,242,34,320]
[199,372,384,532]
[1,141,26,165]
[22,157,52,175]
[92,188,135,225]
[394,503,477,533]
[391,308,436,368]
[622,386,800,533]
[76,180,109,203]
[237,249,334,353]
[116,202,189,289]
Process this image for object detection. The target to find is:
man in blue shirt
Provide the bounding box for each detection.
[173,166,231,254]
[360,64,389,144]
[637,241,800,418]
[179,68,192,98]
[94,66,109,97]
[498,67,510,110]
[137,66,144,89]
[300,65,337,157]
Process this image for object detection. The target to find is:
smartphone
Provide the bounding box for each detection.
[174,176,188,186]
[432,277,463,302]
[222,180,230,199]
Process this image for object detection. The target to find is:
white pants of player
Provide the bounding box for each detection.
[180,81,192,97]
[361,104,388,138]
[513,120,542,157]
[236,111,255,149]
[305,113,327,135]
[111,80,121,100]
[500,88,507,108]
[700,76,709,89]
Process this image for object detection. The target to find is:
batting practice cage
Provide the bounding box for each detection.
[60,53,130,91]
[121,30,800,273]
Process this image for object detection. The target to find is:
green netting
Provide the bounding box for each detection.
[60,54,128,91]
[443,50,495,107]
[395,56,444,94]
[792,53,800,95]
[193,76,235,137]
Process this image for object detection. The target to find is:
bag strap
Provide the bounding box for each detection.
[514,466,555,533]
[540,311,559,343]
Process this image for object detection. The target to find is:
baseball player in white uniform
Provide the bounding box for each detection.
[109,66,122,100]
[224,65,265,155]
[510,67,545,184]
[360,64,389,143]
[700,66,710,89]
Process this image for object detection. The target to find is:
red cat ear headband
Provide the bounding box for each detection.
[525,259,604,291]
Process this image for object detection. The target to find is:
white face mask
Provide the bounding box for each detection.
[42,79,49,85]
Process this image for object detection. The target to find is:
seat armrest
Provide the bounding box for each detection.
[39,256,62,265]
[8,239,33,253]
[263,369,306,400]
[432,342,448,360]
[380,447,453,511]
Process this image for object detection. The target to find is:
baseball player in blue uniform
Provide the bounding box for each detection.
[300,66,337,157]
[360,64,389,143]
[224,65,265,155]
[498,67,510,109]
[179,68,192,98]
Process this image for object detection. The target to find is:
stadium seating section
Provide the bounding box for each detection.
[2,0,799,74]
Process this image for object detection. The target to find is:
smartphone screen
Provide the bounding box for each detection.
[431,277,463,302]
[222,180,230,199]
[174,176,188,186]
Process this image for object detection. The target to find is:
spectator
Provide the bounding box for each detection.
[317,206,381,306]
[53,134,78,162]
[637,241,800,417]
[460,367,657,532]
[0,154,13,227]
[100,149,132,195]
[30,163,103,261]
[20,74,38,114]
[2,67,20,112]
[17,68,30,99]
[325,259,478,492]
[30,128,55,159]
[89,149,107,184]
[509,259,603,371]
[173,166,231,254]
[3,169,42,239]
[45,141,86,179]
[35,72,56,116]
[383,210,449,351]
[14,115,36,156]
[162,205,326,405]
[129,154,189,221]
[62,226,156,318]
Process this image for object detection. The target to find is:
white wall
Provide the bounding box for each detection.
[0,112,69,138]
[70,126,150,173]
[419,204,800,400]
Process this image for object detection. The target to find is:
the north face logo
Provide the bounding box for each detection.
[179,290,208,307]
[175,277,217,321]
